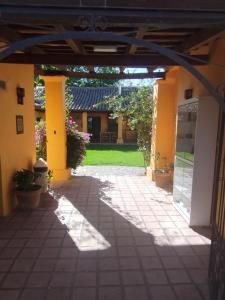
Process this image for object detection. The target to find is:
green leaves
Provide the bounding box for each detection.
[103,86,154,168]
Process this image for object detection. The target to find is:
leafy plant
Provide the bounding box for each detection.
[35,116,91,170]
[14,169,40,191]
[66,117,91,169]
[101,86,154,168]
[35,120,47,160]
[47,170,53,184]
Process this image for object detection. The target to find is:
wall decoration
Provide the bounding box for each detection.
[16,115,24,134]
[17,87,25,105]
[184,88,193,100]
[0,80,6,90]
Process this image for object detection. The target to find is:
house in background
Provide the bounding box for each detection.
[35,86,137,144]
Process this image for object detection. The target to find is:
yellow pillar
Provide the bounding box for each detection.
[42,75,70,181]
[82,112,88,132]
[147,75,177,180]
[117,116,124,144]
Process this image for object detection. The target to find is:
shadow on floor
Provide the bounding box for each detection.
[0,175,211,300]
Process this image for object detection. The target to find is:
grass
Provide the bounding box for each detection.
[176,151,194,162]
[83,144,144,167]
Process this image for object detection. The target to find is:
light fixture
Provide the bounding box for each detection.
[17,87,25,105]
[93,46,117,53]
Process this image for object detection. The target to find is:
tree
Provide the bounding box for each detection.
[35,65,119,87]
[103,86,154,168]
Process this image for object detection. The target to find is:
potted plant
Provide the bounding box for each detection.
[14,169,41,209]
[154,153,173,188]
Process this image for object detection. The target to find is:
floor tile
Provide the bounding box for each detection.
[50,272,73,287]
[1,273,28,288]
[99,286,123,300]
[145,270,168,285]
[74,272,97,287]
[73,287,96,300]
[0,290,20,300]
[174,284,202,300]
[167,269,191,284]
[122,270,144,285]
[124,286,149,300]
[20,289,46,300]
[99,271,121,285]
[46,288,72,300]
[26,272,51,287]
[0,171,211,300]
[150,285,176,300]
[33,258,56,272]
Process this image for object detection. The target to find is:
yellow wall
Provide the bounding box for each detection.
[43,75,70,181]
[172,37,225,104]
[149,36,225,180]
[148,72,178,178]
[0,64,35,216]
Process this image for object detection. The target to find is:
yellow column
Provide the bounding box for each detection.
[147,75,177,180]
[42,75,70,181]
[117,116,124,144]
[82,112,88,132]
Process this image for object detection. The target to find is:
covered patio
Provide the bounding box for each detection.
[0,169,210,300]
[0,2,225,300]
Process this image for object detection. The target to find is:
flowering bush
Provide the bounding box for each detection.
[66,117,91,169]
[35,120,47,160]
[35,117,91,169]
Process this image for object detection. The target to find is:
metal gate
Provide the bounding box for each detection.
[209,108,225,300]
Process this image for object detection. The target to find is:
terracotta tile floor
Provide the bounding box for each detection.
[0,173,211,300]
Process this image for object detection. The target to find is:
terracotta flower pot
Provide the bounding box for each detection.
[16,186,41,210]
[154,172,171,188]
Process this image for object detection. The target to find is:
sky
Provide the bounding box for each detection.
[119,68,158,87]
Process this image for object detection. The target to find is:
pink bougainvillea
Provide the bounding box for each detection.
[35,117,91,168]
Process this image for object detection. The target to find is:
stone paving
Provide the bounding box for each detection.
[0,170,211,300]
[75,165,145,176]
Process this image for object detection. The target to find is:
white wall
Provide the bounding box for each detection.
[190,97,219,226]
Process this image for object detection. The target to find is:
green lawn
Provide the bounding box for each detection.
[83,144,144,167]
[176,151,194,162]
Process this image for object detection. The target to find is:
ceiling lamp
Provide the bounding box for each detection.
[94,46,117,53]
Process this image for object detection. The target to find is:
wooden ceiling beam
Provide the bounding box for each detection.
[55,25,85,54]
[177,28,225,52]
[1,6,225,26]
[0,24,45,54]
[127,28,146,55]
[1,53,208,67]
[37,69,165,80]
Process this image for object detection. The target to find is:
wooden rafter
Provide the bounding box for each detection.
[0,25,45,54]
[55,25,85,54]
[127,28,146,55]
[37,68,165,80]
[2,53,208,67]
[177,27,225,52]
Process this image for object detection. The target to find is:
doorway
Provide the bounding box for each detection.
[88,116,101,143]
[209,109,225,300]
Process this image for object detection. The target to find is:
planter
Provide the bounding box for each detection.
[154,172,171,188]
[16,186,41,210]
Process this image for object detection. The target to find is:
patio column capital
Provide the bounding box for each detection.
[41,75,66,83]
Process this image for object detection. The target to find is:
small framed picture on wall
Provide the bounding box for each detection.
[16,115,24,134]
